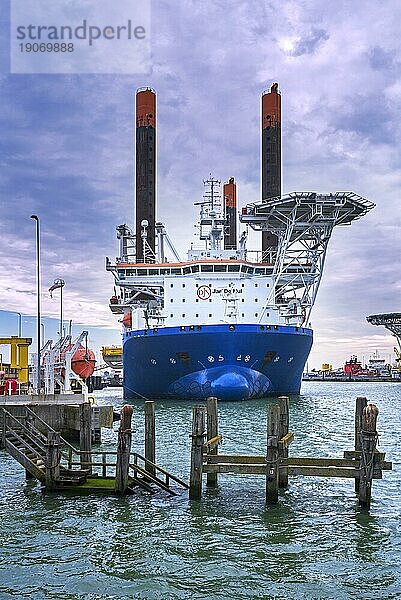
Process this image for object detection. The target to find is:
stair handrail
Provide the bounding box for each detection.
[23,406,78,456]
[5,427,45,463]
[1,407,47,447]
[130,451,189,489]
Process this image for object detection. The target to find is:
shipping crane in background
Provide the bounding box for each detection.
[367,313,401,377]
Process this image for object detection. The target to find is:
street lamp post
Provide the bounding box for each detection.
[17,312,22,338]
[30,215,41,393]
[49,278,65,339]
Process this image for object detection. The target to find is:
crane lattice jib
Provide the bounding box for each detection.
[367,313,401,347]
[240,192,375,324]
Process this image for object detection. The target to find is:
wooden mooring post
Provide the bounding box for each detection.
[266,404,280,504]
[206,397,218,487]
[144,401,156,477]
[198,395,391,510]
[278,396,289,489]
[45,431,61,490]
[80,402,92,475]
[115,405,133,495]
[354,396,367,493]
[358,403,379,510]
[189,406,206,500]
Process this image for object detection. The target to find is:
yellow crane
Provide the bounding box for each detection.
[0,337,32,384]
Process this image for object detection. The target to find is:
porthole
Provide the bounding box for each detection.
[170,358,177,364]
[288,357,294,363]
[244,355,250,362]
[208,356,215,363]
[274,356,280,362]
[151,359,157,365]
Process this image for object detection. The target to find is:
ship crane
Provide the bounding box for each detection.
[367,313,401,375]
[240,191,375,325]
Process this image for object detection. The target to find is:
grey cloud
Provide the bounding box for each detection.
[290,28,329,56]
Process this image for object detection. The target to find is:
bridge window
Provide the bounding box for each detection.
[191,265,199,273]
[171,268,181,275]
[214,265,227,272]
[201,265,213,272]
[183,267,191,274]
[228,265,240,272]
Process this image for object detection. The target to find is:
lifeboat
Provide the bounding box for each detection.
[71,345,96,379]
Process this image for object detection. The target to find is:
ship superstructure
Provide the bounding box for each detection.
[106,85,374,401]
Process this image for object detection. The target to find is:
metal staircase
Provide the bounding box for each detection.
[0,406,188,495]
[1,406,90,486]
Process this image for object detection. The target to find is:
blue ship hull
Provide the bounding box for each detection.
[123,323,313,401]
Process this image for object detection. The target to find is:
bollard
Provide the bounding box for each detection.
[115,405,133,494]
[206,397,218,487]
[266,404,280,504]
[189,406,206,500]
[144,401,156,477]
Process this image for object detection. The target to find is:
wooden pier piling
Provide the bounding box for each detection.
[45,431,61,490]
[79,402,92,474]
[354,396,368,493]
[358,403,379,509]
[115,405,133,495]
[278,396,289,488]
[266,404,280,504]
[144,401,156,477]
[206,397,218,487]
[189,406,206,500]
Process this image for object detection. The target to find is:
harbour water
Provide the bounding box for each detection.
[0,382,400,599]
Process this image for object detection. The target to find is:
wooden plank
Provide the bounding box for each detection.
[204,463,268,475]
[205,454,265,464]
[289,466,360,478]
[203,434,222,452]
[279,432,294,447]
[344,450,386,460]
[285,457,357,468]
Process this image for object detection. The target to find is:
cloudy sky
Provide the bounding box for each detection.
[0,0,400,369]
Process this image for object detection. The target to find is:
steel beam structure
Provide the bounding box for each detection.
[241,191,375,324]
